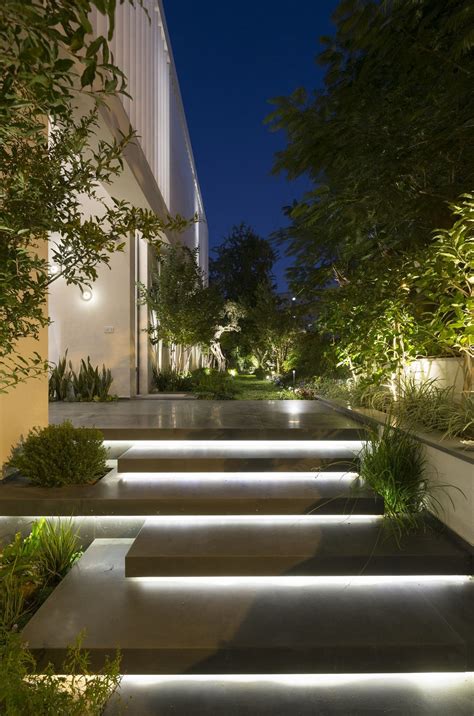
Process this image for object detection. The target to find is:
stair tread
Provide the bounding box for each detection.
[22,540,474,674]
[124,517,471,577]
[0,471,382,516]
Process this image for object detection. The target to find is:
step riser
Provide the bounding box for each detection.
[117,458,359,473]
[30,645,470,675]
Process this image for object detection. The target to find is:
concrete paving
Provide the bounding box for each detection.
[104,673,474,716]
[22,540,474,674]
[49,399,362,434]
[125,516,472,577]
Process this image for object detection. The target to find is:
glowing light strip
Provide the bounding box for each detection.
[131,575,471,587]
[119,471,359,482]
[142,514,382,525]
[0,514,379,525]
[106,439,364,452]
[121,672,474,688]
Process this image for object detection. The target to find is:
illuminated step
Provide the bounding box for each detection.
[124,516,471,578]
[102,427,369,441]
[117,440,362,473]
[22,540,474,675]
[104,673,474,716]
[0,471,382,516]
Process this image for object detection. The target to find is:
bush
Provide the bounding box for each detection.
[0,630,121,715]
[6,421,108,487]
[0,519,81,631]
[151,367,194,392]
[192,369,238,399]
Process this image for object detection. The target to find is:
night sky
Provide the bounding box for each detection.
[163,1,339,290]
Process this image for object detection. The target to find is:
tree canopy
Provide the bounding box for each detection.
[209,223,277,306]
[269,0,474,294]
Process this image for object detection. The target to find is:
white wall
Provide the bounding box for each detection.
[404,357,466,396]
[49,2,208,395]
[49,183,136,398]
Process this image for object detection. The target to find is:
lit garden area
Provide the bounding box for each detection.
[1,0,473,714]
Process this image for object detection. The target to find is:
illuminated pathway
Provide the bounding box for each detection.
[15,400,474,713]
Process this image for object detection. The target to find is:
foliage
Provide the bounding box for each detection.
[209,223,277,306]
[408,193,474,391]
[49,353,115,402]
[244,284,300,374]
[268,0,474,382]
[48,351,73,401]
[6,421,108,487]
[0,630,121,715]
[312,376,474,439]
[0,0,189,392]
[359,422,456,538]
[141,244,223,373]
[151,368,194,393]
[192,369,239,400]
[0,518,81,631]
[269,0,474,293]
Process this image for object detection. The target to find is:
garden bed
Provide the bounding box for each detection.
[316,396,474,548]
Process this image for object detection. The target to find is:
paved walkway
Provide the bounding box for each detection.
[49,399,361,431]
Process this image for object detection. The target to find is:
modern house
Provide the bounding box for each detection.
[48,0,208,397]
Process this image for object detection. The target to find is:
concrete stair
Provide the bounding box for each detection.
[19,422,474,711]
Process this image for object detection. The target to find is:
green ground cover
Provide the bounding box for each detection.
[232,374,283,400]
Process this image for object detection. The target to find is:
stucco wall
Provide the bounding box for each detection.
[0,241,48,463]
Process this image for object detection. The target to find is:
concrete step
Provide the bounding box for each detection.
[117,440,362,473]
[102,427,369,441]
[0,471,382,516]
[125,517,472,577]
[104,673,474,716]
[22,540,474,675]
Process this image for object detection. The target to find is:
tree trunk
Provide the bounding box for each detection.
[462,352,473,394]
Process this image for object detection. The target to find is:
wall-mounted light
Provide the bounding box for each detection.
[81,288,93,302]
[49,263,60,276]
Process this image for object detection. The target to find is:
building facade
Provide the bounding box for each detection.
[48,0,208,397]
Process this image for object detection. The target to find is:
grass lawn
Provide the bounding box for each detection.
[232,374,283,400]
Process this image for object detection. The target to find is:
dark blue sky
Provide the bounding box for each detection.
[163,1,339,289]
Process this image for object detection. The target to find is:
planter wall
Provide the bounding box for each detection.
[403,357,465,395]
[423,444,474,547]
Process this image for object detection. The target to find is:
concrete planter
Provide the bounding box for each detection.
[316,397,474,548]
[403,357,467,396]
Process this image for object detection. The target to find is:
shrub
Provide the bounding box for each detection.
[151,367,194,393]
[193,370,238,399]
[0,630,121,715]
[358,422,455,537]
[49,354,116,402]
[6,421,108,487]
[0,519,81,631]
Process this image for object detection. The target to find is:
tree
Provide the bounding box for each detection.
[209,302,245,372]
[269,0,474,295]
[0,0,187,392]
[246,284,299,374]
[209,223,277,306]
[141,245,223,373]
[267,0,474,385]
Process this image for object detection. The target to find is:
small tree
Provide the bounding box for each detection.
[246,284,299,374]
[142,245,222,372]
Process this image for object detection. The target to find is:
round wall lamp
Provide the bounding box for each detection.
[49,263,60,276]
[81,288,93,302]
